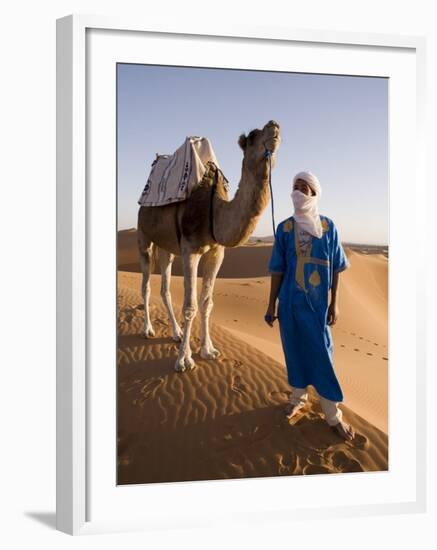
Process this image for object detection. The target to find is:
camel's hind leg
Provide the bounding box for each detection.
[158,249,183,342]
[199,246,224,359]
[138,232,155,338]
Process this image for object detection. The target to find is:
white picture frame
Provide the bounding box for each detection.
[56,14,427,535]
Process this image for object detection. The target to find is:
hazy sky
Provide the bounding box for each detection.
[117,64,388,245]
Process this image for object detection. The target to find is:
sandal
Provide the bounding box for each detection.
[284,402,305,422]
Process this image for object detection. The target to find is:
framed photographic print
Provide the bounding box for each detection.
[56,15,427,535]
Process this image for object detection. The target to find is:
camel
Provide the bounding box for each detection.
[137,120,281,372]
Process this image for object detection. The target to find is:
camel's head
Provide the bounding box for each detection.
[238,120,281,167]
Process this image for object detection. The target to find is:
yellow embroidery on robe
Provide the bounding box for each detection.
[293,218,329,291]
[283,219,293,233]
[321,218,329,233]
[309,270,321,287]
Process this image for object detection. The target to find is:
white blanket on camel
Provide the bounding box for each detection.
[138,136,221,207]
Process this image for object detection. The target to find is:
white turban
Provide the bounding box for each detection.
[293,171,322,197]
[291,171,323,238]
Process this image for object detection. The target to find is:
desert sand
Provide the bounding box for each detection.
[117,231,388,484]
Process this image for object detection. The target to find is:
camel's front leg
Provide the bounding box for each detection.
[199,246,224,359]
[159,249,183,342]
[175,252,201,372]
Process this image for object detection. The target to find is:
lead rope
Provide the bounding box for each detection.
[263,149,277,326]
[264,150,276,238]
[209,163,218,242]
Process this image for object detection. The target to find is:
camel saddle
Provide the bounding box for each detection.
[138,137,227,207]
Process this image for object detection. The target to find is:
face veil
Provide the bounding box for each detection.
[291,171,323,238]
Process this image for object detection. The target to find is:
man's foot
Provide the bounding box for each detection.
[332,420,355,441]
[284,402,305,423]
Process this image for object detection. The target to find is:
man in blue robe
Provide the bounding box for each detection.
[265,171,354,441]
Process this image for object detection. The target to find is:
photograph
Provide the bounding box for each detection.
[116,63,389,485]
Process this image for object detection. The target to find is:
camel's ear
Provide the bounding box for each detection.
[238,134,247,151]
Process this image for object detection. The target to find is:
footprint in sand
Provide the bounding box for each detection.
[340,344,346,348]
[124,313,134,323]
[140,377,164,400]
[366,352,373,356]
[123,379,142,393]
[347,433,369,450]
[329,450,364,473]
[382,357,388,361]
[354,348,360,352]
[215,423,272,453]
[307,454,325,466]
[231,375,247,396]
[277,454,298,475]
[233,360,243,370]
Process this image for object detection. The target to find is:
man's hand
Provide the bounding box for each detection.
[264,305,277,327]
[327,302,339,326]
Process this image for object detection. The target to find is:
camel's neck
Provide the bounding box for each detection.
[213,158,270,247]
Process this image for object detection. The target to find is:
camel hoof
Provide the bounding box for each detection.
[184,356,196,371]
[170,325,183,342]
[200,347,220,360]
[174,361,186,373]
[174,356,196,372]
[142,328,155,338]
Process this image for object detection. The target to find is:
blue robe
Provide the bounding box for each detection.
[268,215,350,402]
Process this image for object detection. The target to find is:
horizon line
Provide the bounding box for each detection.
[117,227,388,248]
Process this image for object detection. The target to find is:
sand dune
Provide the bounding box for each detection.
[117,249,388,483]
[119,252,389,433]
[118,229,274,278]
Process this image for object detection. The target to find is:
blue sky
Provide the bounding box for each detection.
[117,64,388,245]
